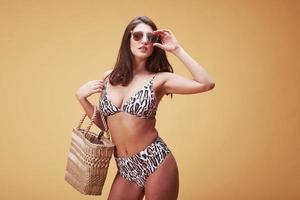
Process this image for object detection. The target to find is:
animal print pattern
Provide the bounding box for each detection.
[115,137,171,187]
[99,74,157,119]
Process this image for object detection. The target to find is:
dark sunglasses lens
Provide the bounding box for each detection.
[132,32,143,41]
[147,33,159,43]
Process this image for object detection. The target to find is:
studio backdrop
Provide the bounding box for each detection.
[0,0,299,200]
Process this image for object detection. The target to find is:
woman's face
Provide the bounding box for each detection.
[130,23,155,60]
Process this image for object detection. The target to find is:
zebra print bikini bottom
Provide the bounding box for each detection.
[114,136,171,187]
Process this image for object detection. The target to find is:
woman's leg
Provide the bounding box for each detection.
[108,171,145,200]
[144,153,179,200]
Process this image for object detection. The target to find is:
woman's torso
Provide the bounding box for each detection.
[99,72,165,157]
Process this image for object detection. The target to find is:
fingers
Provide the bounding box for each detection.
[91,79,104,83]
[92,88,102,93]
[82,79,105,95]
[93,82,104,89]
[153,30,172,42]
[153,29,172,36]
[153,43,164,49]
[89,80,104,86]
[87,79,104,92]
[154,28,171,33]
[91,85,103,93]
[154,31,167,38]
[92,85,101,89]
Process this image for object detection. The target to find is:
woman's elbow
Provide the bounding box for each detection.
[206,81,215,90]
[196,81,215,93]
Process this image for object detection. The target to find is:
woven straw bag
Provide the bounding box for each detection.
[64,104,115,195]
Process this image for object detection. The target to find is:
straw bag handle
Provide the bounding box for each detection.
[98,105,111,140]
[76,104,111,140]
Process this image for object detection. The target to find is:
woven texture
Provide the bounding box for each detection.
[64,105,114,195]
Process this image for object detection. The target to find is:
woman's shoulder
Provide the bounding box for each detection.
[102,68,113,79]
[156,71,174,76]
[153,72,174,90]
[155,71,174,83]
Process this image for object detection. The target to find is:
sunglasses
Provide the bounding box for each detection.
[130,30,159,43]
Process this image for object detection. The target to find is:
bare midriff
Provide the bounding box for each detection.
[107,112,158,158]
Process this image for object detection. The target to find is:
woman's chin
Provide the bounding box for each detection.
[134,53,151,60]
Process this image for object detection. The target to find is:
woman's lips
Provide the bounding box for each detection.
[138,46,148,51]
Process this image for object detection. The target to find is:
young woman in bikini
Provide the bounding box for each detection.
[75,16,215,200]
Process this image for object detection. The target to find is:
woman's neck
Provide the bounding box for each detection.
[132,58,148,75]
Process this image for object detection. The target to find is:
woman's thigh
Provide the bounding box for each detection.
[108,171,145,200]
[144,153,179,200]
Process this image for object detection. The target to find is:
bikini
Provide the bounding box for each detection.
[99,73,158,119]
[98,73,171,187]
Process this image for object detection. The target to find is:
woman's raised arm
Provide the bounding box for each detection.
[153,29,215,95]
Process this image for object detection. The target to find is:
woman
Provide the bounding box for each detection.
[75,16,215,200]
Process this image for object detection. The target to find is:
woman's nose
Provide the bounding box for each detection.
[141,35,149,44]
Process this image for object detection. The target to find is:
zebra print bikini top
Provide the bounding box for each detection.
[99,73,157,119]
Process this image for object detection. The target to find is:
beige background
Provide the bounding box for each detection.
[0,0,299,199]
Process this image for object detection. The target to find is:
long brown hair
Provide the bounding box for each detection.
[107,16,174,97]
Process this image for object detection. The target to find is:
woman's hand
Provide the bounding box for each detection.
[75,80,104,100]
[153,29,181,53]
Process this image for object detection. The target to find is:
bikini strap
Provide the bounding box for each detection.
[103,73,110,83]
[102,73,111,95]
[151,73,157,81]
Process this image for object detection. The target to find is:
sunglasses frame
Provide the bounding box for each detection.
[130,30,159,44]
